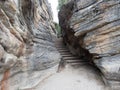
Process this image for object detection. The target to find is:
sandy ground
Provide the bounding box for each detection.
[33,64,109,90]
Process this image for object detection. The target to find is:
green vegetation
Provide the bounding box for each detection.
[58,0,69,10]
[54,22,62,37]
[56,0,70,37]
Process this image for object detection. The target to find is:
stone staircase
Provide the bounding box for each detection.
[55,38,90,71]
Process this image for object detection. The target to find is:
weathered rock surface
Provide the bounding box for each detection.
[0,0,60,89]
[59,0,120,89]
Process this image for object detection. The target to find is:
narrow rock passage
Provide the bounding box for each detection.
[55,38,90,72]
[33,38,109,90]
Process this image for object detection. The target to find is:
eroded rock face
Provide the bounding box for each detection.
[0,0,60,89]
[59,0,120,89]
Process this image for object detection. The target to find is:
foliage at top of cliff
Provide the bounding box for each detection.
[58,0,70,10]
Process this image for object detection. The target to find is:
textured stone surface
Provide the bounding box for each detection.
[0,0,60,89]
[59,0,120,89]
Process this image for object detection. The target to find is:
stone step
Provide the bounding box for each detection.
[60,52,72,55]
[64,54,80,59]
[56,47,67,49]
[59,52,71,54]
[61,54,74,57]
[66,60,88,63]
[68,62,89,65]
[58,49,69,51]
[55,39,90,67]
[61,54,76,57]
[57,49,69,51]
[57,48,68,51]
[63,57,80,60]
[58,51,70,53]
[56,46,67,48]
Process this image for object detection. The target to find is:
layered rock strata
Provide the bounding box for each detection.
[59,0,120,89]
[0,0,60,89]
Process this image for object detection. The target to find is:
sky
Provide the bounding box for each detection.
[48,0,59,23]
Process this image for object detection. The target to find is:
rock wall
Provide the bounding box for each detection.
[59,0,120,89]
[0,0,60,89]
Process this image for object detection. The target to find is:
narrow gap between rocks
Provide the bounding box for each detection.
[48,0,103,76]
[48,1,106,89]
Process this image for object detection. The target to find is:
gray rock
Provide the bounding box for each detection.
[94,54,120,89]
[59,0,120,89]
[0,0,60,89]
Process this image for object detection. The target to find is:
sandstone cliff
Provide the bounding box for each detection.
[0,0,60,89]
[59,0,120,89]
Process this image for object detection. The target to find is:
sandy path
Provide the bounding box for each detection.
[33,64,109,90]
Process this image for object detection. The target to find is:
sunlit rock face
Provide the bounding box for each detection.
[0,0,60,89]
[59,0,120,89]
